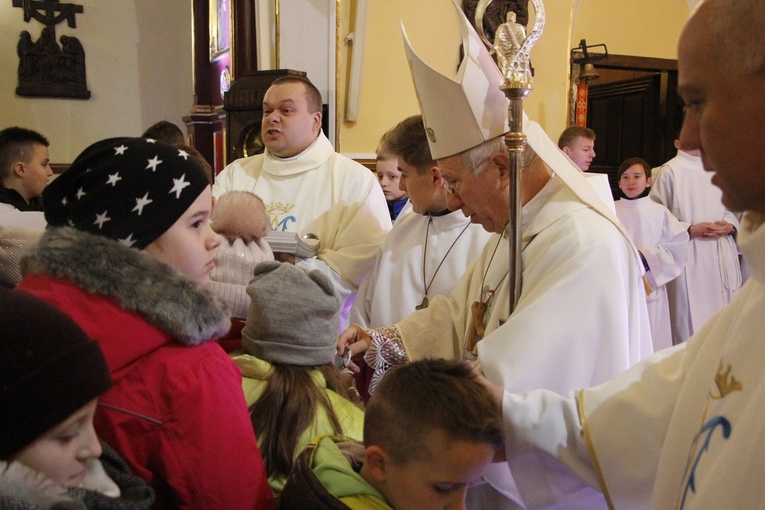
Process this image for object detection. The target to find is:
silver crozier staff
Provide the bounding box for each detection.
[474,0,545,314]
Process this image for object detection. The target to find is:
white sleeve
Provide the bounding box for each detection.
[296,256,357,330]
[501,343,686,510]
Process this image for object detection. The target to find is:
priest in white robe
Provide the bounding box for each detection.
[213,76,391,326]
[471,2,765,507]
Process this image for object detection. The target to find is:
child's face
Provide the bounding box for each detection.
[377,159,407,201]
[19,142,53,201]
[398,160,445,215]
[143,186,222,283]
[618,163,652,198]
[562,136,596,171]
[13,399,101,487]
[378,437,495,510]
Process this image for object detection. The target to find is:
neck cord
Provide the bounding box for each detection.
[465,233,509,353]
[416,217,471,310]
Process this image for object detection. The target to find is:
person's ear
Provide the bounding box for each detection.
[364,445,390,483]
[646,177,653,187]
[312,110,322,134]
[12,161,24,178]
[561,146,572,157]
[431,165,445,188]
[492,152,511,185]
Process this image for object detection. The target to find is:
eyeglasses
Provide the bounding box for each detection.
[446,179,462,196]
[445,157,492,196]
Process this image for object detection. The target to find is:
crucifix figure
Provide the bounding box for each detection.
[13,0,90,99]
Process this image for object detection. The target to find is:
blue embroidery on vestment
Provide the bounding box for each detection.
[679,416,731,510]
[277,216,296,231]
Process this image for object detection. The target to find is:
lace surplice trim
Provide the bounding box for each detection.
[363,326,409,395]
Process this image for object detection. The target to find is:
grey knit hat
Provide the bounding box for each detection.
[242,261,341,366]
[0,289,112,459]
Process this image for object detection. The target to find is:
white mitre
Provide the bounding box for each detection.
[402,2,637,260]
[401,0,509,160]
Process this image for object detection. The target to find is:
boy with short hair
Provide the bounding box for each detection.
[557,125,596,171]
[350,115,491,329]
[279,358,503,509]
[0,126,52,212]
[141,120,185,146]
[376,151,409,221]
[615,157,689,351]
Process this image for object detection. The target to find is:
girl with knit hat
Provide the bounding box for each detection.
[16,138,274,510]
[233,261,365,497]
[0,288,154,509]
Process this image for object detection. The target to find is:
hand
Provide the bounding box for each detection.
[463,360,504,410]
[337,324,372,373]
[274,252,296,264]
[693,221,734,239]
[463,360,507,462]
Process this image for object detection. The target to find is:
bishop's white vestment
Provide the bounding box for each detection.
[499,211,765,510]
[350,210,491,328]
[615,196,690,350]
[394,174,654,508]
[213,133,392,325]
[650,151,741,343]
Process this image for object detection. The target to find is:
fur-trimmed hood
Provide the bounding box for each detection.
[0,460,78,509]
[0,442,154,509]
[20,227,230,346]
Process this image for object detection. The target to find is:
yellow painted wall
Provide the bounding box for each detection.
[337,0,690,155]
[0,1,690,162]
[0,0,193,163]
[573,0,690,59]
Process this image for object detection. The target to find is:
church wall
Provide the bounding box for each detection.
[0,1,689,164]
[336,0,690,156]
[0,0,193,164]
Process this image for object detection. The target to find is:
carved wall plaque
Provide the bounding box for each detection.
[13,0,90,99]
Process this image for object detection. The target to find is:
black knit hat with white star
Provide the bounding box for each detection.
[44,137,210,249]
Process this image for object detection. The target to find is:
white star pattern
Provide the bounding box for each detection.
[114,145,128,155]
[119,233,136,247]
[146,155,162,172]
[94,211,111,229]
[146,138,156,143]
[76,187,86,200]
[61,197,68,206]
[106,172,122,187]
[133,193,153,215]
[178,149,190,160]
[169,174,191,199]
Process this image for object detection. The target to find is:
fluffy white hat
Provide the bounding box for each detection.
[209,191,274,319]
[402,0,509,159]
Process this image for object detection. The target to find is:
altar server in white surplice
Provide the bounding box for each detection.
[470,2,765,508]
[350,115,491,328]
[338,4,653,508]
[650,142,741,344]
[213,76,391,328]
[615,157,690,351]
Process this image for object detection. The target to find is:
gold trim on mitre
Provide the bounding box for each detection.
[401,0,509,160]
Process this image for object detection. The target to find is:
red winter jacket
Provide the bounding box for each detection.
[18,227,275,510]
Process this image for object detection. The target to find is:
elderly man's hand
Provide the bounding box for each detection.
[337,324,372,374]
